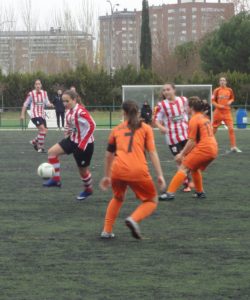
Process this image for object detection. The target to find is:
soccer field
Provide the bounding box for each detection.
[0,130,250,300]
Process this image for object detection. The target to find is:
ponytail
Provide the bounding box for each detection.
[122,100,142,132]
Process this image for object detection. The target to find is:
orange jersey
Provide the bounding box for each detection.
[212,87,234,111]
[188,112,218,152]
[108,121,155,181]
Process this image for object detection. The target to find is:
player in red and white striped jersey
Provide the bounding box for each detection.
[20,79,53,153]
[43,90,96,201]
[154,83,192,193]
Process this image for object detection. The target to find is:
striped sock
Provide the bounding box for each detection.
[81,172,93,193]
[48,156,61,182]
[38,132,46,149]
[32,136,38,145]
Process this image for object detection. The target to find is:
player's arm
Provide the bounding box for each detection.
[154,104,168,134]
[78,111,96,151]
[100,133,116,191]
[148,150,166,190]
[45,93,54,108]
[212,89,225,109]
[227,89,235,106]
[146,126,166,190]
[175,139,196,164]
[20,94,31,120]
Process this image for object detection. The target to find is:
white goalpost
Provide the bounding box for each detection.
[122,84,213,120]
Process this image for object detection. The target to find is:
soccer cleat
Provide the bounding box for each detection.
[100,231,115,239]
[193,192,206,199]
[43,178,61,188]
[38,148,46,153]
[159,192,175,201]
[76,190,93,201]
[29,140,38,151]
[125,217,142,240]
[230,147,242,153]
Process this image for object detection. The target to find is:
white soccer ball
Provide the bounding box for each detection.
[37,163,55,179]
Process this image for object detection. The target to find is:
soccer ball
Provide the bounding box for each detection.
[37,163,55,179]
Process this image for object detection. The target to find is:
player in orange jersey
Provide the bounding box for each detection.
[160,97,218,201]
[212,77,241,153]
[100,100,166,240]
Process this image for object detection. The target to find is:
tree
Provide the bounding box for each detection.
[200,12,250,74]
[140,0,152,70]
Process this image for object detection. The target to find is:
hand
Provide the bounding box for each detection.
[175,153,183,164]
[160,127,168,134]
[226,100,233,106]
[218,104,225,109]
[20,115,24,120]
[99,177,111,191]
[157,176,166,191]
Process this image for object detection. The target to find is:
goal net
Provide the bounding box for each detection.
[122,84,213,117]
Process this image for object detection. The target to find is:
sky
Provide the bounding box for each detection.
[0,0,170,30]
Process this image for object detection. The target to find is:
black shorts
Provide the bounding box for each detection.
[169,140,188,156]
[31,117,47,128]
[59,137,94,168]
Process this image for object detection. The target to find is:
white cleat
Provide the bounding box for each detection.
[230,147,242,153]
[125,217,142,240]
[37,148,46,153]
[100,231,115,239]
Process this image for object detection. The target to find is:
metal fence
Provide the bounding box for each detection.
[0,105,249,129]
[0,106,123,129]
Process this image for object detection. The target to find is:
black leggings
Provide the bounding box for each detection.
[56,111,65,128]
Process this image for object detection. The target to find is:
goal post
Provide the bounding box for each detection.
[122,84,213,119]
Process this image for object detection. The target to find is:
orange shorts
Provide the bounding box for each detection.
[111,177,157,201]
[183,147,217,171]
[213,109,234,128]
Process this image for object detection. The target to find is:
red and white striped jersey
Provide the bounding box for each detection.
[65,103,96,150]
[155,96,189,145]
[24,90,51,119]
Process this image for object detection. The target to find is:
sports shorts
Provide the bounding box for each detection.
[111,177,157,201]
[183,147,217,171]
[59,137,94,168]
[169,140,188,156]
[31,117,47,128]
[213,110,234,128]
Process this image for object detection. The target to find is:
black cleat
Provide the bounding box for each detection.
[193,192,206,199]
[159,192,175,201]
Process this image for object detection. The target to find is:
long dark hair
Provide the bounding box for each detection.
[63,90,78,100]
[122,100,142,132]
[189,96,208,113]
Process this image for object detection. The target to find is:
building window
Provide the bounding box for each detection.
[168,9,175,13]
[179,8,186,13]
[192,7,197,12]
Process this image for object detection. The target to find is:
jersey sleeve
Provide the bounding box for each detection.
[44,92,51,106]
[23,92,32,107]
[229,88,235,102]
[154,103,165,123]
[107,130,116,153]
[188,117,199,140]
[78,110,96,150]
[145,126,156,152]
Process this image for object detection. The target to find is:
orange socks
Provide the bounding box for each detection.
[228,127,236,147]
[191,170,203,193]
[103,198,123,233]
[130,201,157,223]
[167,170,186,193]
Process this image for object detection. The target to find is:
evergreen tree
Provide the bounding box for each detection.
[140,0,152,69]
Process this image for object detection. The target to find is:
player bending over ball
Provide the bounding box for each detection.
[100,100,166,240]
[212,77,241,153]
[159,97,218,201]
[20,79,53,153]
[43,90,96,201]
[154,83,192,193]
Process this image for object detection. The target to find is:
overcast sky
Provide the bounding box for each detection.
[0,0,170,30]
